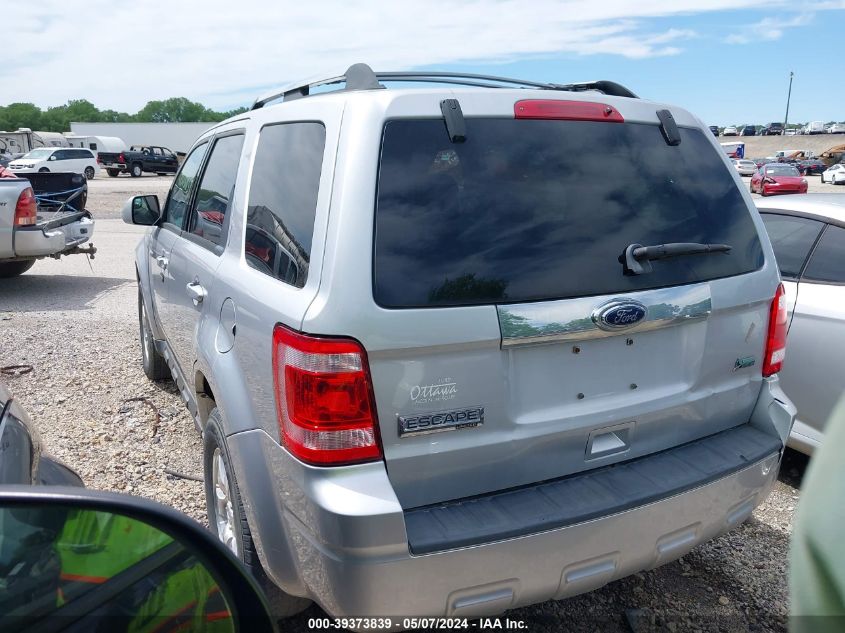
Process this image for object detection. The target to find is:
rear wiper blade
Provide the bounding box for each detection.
[622,242,731,275]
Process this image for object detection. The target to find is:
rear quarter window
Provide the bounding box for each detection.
[374,118,764,308]
[245,122,326,288]
[760,213,825,279]
[803,225,845,284]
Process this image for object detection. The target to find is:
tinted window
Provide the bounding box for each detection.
[162,143,207,229]
[54,150,70,160]
[760,214,824,278]
[374,119,764,308]
[765,165,800,176]
[803,226,845,284]
[245,123,325,287]
[188,134,244,248]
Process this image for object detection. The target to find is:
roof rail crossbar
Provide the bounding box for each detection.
[251,64,638,109]
[252,63,384,109]
[375,71,561,90]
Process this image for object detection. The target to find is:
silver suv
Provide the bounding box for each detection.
[124,64,795,621]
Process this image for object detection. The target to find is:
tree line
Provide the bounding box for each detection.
[0,98,248,133]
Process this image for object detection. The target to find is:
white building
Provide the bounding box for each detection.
[70,122,213,154]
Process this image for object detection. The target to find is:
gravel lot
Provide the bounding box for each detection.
[0,173,840,631]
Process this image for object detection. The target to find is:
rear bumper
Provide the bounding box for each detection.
[13,216,95,258]
[230,428,781,619]
[228,377,793,620]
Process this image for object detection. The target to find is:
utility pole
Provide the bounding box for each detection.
[784,71,794,131]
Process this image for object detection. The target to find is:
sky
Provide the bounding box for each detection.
[6,0,845,126]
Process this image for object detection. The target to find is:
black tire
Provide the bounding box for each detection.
[84,166,95,180]
[107,168,120,178]
[138,287,168,380]
[130,163,143,178]
[0,260,35,278]
[204,410,311,619]
[38,167,49,172]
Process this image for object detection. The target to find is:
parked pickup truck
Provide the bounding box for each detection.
[0,172,96,277]
[98,146,179,178]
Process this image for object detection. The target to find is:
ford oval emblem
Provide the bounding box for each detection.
[593,300,648,331]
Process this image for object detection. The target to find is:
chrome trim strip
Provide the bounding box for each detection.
[498,283,711,347]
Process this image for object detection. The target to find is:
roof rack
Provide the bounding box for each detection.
[251,63,638,110]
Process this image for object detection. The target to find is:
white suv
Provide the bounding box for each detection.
[9,147,99,180]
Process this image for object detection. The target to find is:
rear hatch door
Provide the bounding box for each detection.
[359,97,776,509]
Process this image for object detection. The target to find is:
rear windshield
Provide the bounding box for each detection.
[374,118,764,308]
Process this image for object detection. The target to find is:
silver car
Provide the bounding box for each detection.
[733,158,757,176]
[123,64,794,622]
[757,194,845,454]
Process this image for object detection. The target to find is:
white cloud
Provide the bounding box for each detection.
[725,13,814,44]
[0,0,810,111]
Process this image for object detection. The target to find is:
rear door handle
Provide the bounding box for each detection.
[155,255,168,270]
[186,281,207,306]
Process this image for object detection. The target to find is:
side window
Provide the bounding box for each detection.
[245,122,326,287]
[761,214,825,279]
[162,143,208,229]
[187,134,245,249]
[54,150,69,160]
[90,143,97,151]
[802,225,845,284]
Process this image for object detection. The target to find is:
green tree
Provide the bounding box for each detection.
[0,103,42,130]
[65,99,101,123]
[220,106,248,119]
[1,97,245,131]
[428,273,508,303]
[136,97,215,123]
[100,109,134,123]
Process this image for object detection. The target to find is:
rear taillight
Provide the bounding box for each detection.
[272,325,381,466]
[14,187,37,226]
[118,153,125,163]
[763,283,787,376]
[514,100,624,123]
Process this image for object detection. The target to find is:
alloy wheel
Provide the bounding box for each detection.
[212,448,239,557]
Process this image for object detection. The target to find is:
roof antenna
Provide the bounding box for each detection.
[440,99,466,143]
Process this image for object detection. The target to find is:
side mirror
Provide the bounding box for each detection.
[0,487,277,633]
[123,195,161,226]
[49,155,57,161]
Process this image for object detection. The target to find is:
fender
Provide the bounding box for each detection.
[135,234,165,340]
[204,345,269,437]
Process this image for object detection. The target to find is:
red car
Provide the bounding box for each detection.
[750,163,808,197]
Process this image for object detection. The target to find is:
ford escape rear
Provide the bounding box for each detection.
[125,65,795,622]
